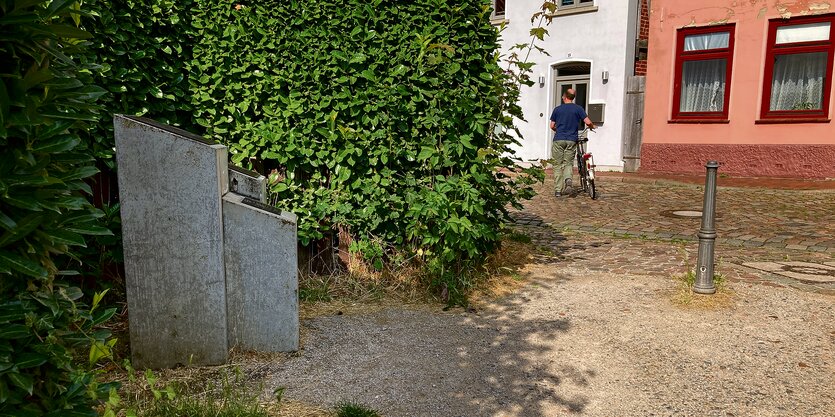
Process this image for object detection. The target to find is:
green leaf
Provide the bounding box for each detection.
[7,371,34,395]
[92,308,116,326]
[0,250,48,279]
[0,324,30,339]
[0,213,43,247]
[43,229,86,247]
[59,166,99,181]
[32,135,80,153]
[15,353,48,369]
[47,24,91,39]
[64,223,111,236]
[45,0,78,18]
[91,289,109,312]
[0,211,17,232]
[2,194,43,211]
[37,120,73,140]
[417,146,435,161]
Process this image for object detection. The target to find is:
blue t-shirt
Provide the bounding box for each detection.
[550,103,587,142]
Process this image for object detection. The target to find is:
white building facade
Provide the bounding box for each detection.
[494,0,641,170]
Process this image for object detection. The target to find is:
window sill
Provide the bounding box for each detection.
[546,6,599,18]
[755,118,830,124]
[491,17,509,26]
[668,118,730,124]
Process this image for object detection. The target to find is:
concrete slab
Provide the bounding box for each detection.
[228,164,267,203]
[223,193,299,352]
[114,115,229,368]
[741,261,835,284]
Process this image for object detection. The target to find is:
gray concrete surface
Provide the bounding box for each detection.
[115,115,229,368]
[228,164,267,203]
[223,193,299,352]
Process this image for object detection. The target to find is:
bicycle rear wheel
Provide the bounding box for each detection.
[586,157,597,199]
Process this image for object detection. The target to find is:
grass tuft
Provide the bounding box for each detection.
[671,270,735,309]
[335,402,380,417]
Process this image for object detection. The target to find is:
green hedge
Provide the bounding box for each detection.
[0,1,116,415]
[189,1,541,283]
[86,0,541,298]
[85,0,196,166]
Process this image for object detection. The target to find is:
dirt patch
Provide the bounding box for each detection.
[259,257,835,416]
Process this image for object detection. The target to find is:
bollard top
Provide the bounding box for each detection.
[705,161,720,168]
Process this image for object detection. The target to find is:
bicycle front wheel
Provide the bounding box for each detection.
[586,158,597,199]
[576,153,587,194]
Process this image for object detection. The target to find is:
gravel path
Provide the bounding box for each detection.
[264,241,835,416]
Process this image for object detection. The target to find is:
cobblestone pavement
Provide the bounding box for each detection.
[511,177,835,295]
[513,177,835,252]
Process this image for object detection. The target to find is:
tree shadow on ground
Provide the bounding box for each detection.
[263,224,601,416]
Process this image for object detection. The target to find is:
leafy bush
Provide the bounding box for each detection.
[189,0,542,300]
[0,0,116,415]
[75,0,542,303]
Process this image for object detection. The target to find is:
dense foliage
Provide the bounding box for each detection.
[85,0,196,166]
[79,0,542,300]
[0,0,116,415]
[190,1,542,297]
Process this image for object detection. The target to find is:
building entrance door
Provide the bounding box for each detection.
[551,63,591,137]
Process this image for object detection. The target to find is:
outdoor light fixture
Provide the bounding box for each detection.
[602,70,609,83]
[538,75,546,87]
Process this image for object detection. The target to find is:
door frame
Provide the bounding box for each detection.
[546,59,594,158]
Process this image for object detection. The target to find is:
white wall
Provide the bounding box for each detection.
[497,0,639,169]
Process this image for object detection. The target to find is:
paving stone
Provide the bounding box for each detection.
[514,180,835,252]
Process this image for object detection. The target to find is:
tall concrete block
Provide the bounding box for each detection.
[114,115,229,368]
[223,193,299,352]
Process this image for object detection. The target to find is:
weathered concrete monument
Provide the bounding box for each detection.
[114,115,298,368]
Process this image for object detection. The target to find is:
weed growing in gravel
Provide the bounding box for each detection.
[335,402,380,417]
[672,270,735,308]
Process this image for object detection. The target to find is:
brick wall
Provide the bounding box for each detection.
[635,0,650,76]
[635,60,647,75]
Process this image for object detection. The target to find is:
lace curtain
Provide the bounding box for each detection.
[680,59,726,112]
[769,52,827,111]
[684,32,729,51]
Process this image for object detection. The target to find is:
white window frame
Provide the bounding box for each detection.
[559,0,595,10]
[550,0,598,17]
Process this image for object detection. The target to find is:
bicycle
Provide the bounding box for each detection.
[575,128,597,199]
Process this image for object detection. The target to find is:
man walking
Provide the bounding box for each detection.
[549,89,595,197]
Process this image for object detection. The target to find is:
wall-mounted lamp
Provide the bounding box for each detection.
[601,70,609,83]
[538,75,546,87]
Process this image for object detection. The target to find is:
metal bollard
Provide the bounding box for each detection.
[694,161,719,294]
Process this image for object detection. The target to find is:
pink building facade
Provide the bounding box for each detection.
[641,1,835,178]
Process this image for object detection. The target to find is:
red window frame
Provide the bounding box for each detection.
[760,14,835,121]
[671,24,735,121]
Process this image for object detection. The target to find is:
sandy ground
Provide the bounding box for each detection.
[263,257,835,417]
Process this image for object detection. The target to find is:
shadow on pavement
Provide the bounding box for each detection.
[264,226,598,416]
